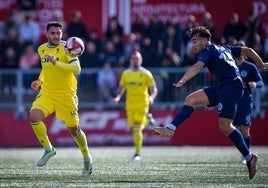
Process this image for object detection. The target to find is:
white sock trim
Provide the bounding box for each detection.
[166,124,176,131]
[245,152,252,162]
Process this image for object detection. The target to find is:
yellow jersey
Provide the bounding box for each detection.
[38,41,79,96]
[120,67,156,110]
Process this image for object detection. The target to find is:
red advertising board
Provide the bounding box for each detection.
[0,109,267,147]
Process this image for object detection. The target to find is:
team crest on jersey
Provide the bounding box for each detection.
[240,70,248,78]
[218,103,223,111]
[41,57,59,63]
[246,115,251,124]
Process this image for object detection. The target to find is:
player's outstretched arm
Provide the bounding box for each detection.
[173,61,204,87]
[55,61,81,74]
[241,47,268,70]
[45,54,81,74]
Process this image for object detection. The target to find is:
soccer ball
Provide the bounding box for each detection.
[64,37,85,57]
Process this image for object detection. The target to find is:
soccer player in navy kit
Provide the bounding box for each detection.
[150,26,268,179]
[233,41,264,164]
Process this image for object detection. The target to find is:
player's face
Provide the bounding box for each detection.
[47,26,62,46]
[191,36,205,54]
[130,53,142,69]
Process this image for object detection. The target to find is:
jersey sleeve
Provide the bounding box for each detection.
[119,71,126,87]
[229,46,242,58]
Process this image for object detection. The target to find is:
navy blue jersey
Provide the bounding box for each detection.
[200,44,244,119]
[233,60,264,126]
[238,60,264,101]
[197,44,242,85]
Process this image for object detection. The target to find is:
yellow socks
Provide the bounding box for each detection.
[31,121,51,148]
[74,130,90,158]
[133,125,143,155]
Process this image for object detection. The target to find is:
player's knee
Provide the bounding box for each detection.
[29,110,43,123]
[184,95,197,106]
[67,126,80,137]
[29,114,39,123]
[132,125,141,133]
[218,119,233,136]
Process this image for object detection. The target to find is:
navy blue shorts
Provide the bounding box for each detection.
[233,96,253,126]
[204,85,243,120]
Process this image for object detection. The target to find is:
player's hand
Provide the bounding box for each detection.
[113,96,120,105]
[173,80,184,88]
[31,79,42,91]
[149,96,154,105]
[248,81,256,89]
[263,62,268,70]
[45,54,57,65]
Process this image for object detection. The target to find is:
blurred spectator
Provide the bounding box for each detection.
[111,33,124,54]
[1,11,19,40]
[51,10,67,39]
[244,12,263,56]
[158,56,176,101]
[166,13,182,33]
[97,62,117,103]
[17,0,37,10]
[105,15,124,40]
[200,12,216,42]
[183,14,198,48]
[79,41,100,92]
[221,12,246,45]
[143,12,165,50]
[162,25,182,66]
[1,28,22,60]
[140,36,158,67]
[0,26,21,68]
[18,14,40,49]
[124,33,140,58]
[1,46,19,94]
[80,41,100,68]
[66,10,89,41]
[100,40,122,67]
[88,29,101,54]
[131,13,145,40]
[16,0,37,23]
[124,35,141,67]
[19,42,39,90]
[180,42,196,67]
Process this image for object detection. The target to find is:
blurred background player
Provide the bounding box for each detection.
[29,21,92,177]
[234,41,264,164]
[113,50,158,160]
[150,26,268,179]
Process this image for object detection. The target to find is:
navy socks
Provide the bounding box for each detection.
[171,105,194,128]
[229,129,250,157]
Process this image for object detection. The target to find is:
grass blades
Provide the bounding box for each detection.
[0,146,267,188]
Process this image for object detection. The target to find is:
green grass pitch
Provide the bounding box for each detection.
[0,146,267,187]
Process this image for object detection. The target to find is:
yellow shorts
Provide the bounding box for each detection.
[30,93,79,126]
[126,108,148,129]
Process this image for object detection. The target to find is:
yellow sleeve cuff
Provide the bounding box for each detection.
[55,61,81,74]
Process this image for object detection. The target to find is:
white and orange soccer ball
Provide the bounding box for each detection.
[64,37,85,57]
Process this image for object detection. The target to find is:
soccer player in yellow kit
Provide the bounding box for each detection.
[29,21,92,177]
[113,51,158,160]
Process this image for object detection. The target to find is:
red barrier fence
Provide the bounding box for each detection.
[0,109,267,147]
